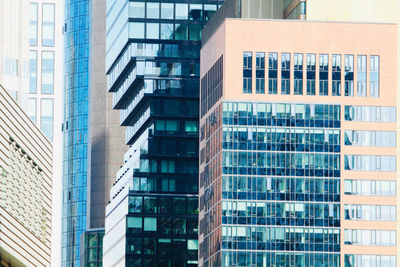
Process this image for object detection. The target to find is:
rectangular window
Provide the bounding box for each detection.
[146,2,159,19]
[41,98,53,141]
[129,22,145,38]
[268,52,278,94]
[357,55,366,97]
[370,56,379,97]
[41,51,54,94]
[28,98,37,123]
[29,3,38,46]
[175,4,188,20]
[42,4,55,46]
[306,54,316,95]
[345,55,354,96]
[319,54,328,95]
[146,23,159,39]
[243,52,252,94]
[29,51,37,94]
[281,53,290,95]
[161,3,174,19]
[255,52,265,94]
[294,53,303,95]
[332,54,341,96]
[129,2,145,18]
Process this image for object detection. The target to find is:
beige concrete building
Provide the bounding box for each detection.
[0,84,52,266]
[199,11,398,267]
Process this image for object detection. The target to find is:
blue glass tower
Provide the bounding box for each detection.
[62,0,90,265]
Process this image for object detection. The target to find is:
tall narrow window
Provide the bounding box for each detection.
[319,54,328,95]
[345,55,354,96]
[42,51,54,94]
[370,56,379,97]
[243,52,252,94]
[281,53,290,95]
[255,52,265,94]
[29,51,37,94]
[332,54,341,96]
[41,98,53,141]
[28,98,37,123]
[357,55,366,97]
[268,52,278,94]
[306,54,316,95]
[29,3,38,46]
[294,53,303,95]
[42,4,55,46]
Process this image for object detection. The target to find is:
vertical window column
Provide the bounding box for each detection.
[42,4,55,46]
[294,53,303,95]
[370,56,379,97]
[332,55,341,96]
[42,51,54,94]
[281,53,290,95]
[357,55,366,97]
[29,51,37,94]
[268,53,278,94]
[255,52,265,94]
[345,55,354,96]
[319,54,328,95]
[243,52,252,94]
[306,54,315,95]
[28,98,37,123]
[29,3,38,46]
[41,98,54,141]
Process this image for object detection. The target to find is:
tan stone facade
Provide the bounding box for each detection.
[0,84,52,266]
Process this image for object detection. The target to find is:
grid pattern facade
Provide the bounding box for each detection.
[103,0,223,266]
[62,0,90,266]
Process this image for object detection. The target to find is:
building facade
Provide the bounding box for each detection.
[62,0,90,265]
[79,229,104,267]
[0,84,52,266]
[199,18,398,267]
[102,0,222,265]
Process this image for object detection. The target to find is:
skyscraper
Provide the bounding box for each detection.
[102,0,222,265]
[62,0,90,265]
[0,84,52,267]
[199,2,399,266]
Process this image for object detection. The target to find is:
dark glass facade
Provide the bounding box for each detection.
[103,0,223,266]
[79,229,105,267]
[62,0,90,265]
[200,101,341,266]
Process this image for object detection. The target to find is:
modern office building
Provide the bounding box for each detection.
[199,4,398,267]
[102,0,222,265]
[0,84,52,266]
[62,0,90,265]
[79,229,105,267]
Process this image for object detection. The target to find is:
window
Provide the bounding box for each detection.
[268,53,278,94]
[144,218,157,231]
[29,51,37,94]
[129,2,145,18]
[189,4,202,20]
[146,23,159,39]
[306,54,315,95]
[175,4,188,20]
[281,53,290,95]
[28,98,37,123]
[161,3,174,19]
[174,24,188,40]
[357,55,366,97]
[243,52,252,94]
[332,55,341,96]
[129,22,145,38]
[370,56,379,97]
[42,4,55,46]
[319,54,328,95]
[294,53,303,95]
[185,121,197,134]
[41,98,53,141]
[160,24,174,40]
[255,52,265,94]
[29,3,38,45]
[147,2,159,19]
[345,55,354,96]
[41,51,54,94]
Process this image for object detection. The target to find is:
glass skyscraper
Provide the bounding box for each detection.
[103,0,222,265]
[62,0,89,265]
